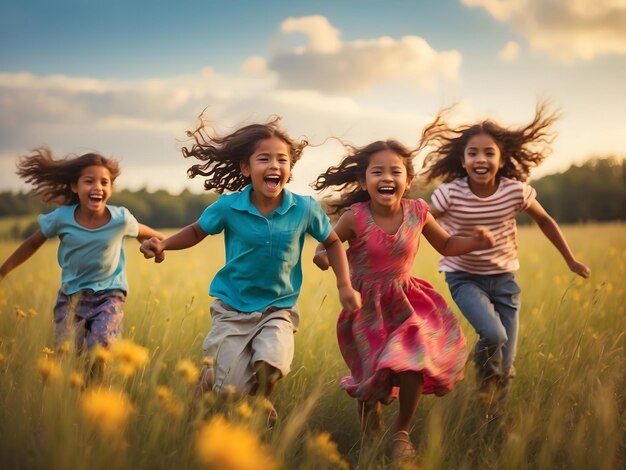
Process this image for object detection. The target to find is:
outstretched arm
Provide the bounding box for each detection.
[313,210,356,271]
[0,229,47,280]
[525,200,590,278]
[137,224,165,242]
[422,213,495,255]
[322,230,361,312]
[140,222,207,263]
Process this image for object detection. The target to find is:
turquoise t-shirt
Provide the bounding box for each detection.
[198,185,332,313]
[38,204,140,294]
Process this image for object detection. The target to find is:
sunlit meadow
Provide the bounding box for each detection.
[0,222,623,469]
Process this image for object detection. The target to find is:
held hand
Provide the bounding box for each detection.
[313,249,330,271]
[569,260,590,279]
[339,285,361,312]
[140,237,165,263]
[473,226,495,249]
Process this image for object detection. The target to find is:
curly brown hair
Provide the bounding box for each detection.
[16,147,120,205]
[312,139,416,214]
[420,101,559,183]
[182,115,309,193]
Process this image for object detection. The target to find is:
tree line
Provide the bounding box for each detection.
[0,157,623,239]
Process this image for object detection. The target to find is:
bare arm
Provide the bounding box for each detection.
[137,224,165,242]
[525,200,590,278]
[140,222,208,263]
[313,210,357,271]
[322,230,361,311]
[429,204,442,219]
[422,213,495,256]
[0,229,47,280]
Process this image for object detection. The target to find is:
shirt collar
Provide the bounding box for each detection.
[232,184,296,216]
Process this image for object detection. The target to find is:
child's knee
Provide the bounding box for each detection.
[481,323,507,347]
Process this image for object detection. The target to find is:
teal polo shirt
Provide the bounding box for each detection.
[38,204,139,294]
[198,185,332,313]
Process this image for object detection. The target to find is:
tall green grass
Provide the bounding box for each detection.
[0,222,623,469]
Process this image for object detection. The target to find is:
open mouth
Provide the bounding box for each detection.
[264,175,281,190]
[473,168,490,175]
[378,186,395,195]
[89,194,103,202]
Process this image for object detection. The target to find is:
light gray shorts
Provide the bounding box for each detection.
[202,299,300,394]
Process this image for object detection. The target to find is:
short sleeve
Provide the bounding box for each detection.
[38,209,59,238]
[430,185,449,214]
[414,198,430,226]
[198,197,225,235]
[122,207,140,237]
[521,182,537,211]
[306,197,332,242]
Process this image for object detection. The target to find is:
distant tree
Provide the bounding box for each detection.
[531,157,625,223]
[409,156,625,224]
[0,157,622,234]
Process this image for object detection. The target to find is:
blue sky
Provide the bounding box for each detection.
[1,0,625,196]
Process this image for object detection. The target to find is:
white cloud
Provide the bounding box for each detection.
[462,0,626,61]
[499,41,520,61]
[270,16,461,92]
[0,66,433,195]
[461,0,525,21]
[241,56,269,74]
[280,15,341,54]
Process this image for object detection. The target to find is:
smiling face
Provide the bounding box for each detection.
[70,165,113,214]
[462,132,504,195]
[361,149,411,210]
[240,136,291,203]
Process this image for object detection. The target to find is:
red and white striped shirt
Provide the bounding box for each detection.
[431,177,536,274]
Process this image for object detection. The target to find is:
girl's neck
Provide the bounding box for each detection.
[467,178,499,198]
[250,190,283,218]
[73,204,111,229]
[369,199,404,235]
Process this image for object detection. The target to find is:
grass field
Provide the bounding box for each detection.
[0,222,624,469]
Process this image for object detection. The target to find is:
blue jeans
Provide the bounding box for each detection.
[445,271,520,388]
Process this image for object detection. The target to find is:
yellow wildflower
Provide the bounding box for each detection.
[57,341,71,355]
[69,371,86,390]
[111,339,149,366]
[93,344,112,364]
[42,346,55,355]
[224,384,237,397]
[155,385,184,418]
[195,414,278,470]
[176,359,200,385]
[202,357,214,367]
[15,306,26,318]
[27,308,37,317]
[306,432,349,470]
[203,390,216,407]
[235,401,253,420]
[110,339,149,377]
[81,387,134,437]
[37,356,62,382]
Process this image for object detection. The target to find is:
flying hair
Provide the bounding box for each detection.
[312,139,416,214]
[16,147,120,205]
[419,101,560,183]
[182,114,308,193]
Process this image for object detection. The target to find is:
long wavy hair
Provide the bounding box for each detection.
[420,101,559,183]
[312,139,416,214]
[183,115,309,193]
[16,147,120,205]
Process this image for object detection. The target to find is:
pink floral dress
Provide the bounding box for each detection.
[337,199,467,403]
